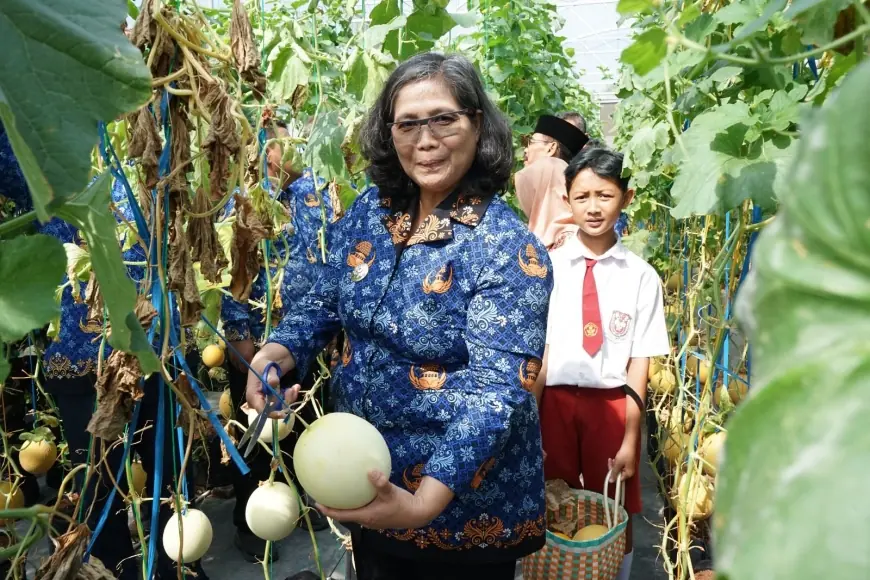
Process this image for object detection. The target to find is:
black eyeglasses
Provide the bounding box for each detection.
[387,109,480,145]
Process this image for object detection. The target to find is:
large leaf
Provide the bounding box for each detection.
[54,172,160,374]
[307,110,346,182]
[719,60,870,579]
[0,0,152,221]
[0,234,65,342]
[670,103,796,217]
[620,28,668,76]
[365,15,408,48]
[786,0,853,45]
[713,0,788,50]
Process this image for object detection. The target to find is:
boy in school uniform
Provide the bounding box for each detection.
[535,146,669,580]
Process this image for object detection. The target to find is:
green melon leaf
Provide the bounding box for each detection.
[54,172,159,374]
[719,59,870,580]
[0,234,65,342]
[0,0,152,222]
[620,28,668,76]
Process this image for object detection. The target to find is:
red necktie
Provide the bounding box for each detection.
[582,258,603,356]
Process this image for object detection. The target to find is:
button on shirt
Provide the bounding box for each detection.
[545,234,669,388]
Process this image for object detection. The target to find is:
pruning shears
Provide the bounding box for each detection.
[238,361,286,458]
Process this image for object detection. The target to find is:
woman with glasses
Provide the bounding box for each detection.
[245,52,551,579]
[516,114,590,252]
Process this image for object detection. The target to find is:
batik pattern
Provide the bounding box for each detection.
[269,185,551,559]
[220,168,338,344]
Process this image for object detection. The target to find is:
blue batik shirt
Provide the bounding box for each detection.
[220,168,340,344]
[0,127,149,379]
[269,186,551,562]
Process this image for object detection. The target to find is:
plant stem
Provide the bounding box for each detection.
[0,211,36,238]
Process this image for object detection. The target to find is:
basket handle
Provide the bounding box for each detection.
[603,469,625,530]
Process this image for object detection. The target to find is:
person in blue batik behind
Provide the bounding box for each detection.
[245,53,551,580]
[219,119,341,561]
[0,125,206,580]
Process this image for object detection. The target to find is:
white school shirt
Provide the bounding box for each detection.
[545,235,670,388]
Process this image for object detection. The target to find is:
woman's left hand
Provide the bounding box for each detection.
[315,470,431,530]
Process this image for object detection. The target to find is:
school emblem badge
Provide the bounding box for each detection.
[609,311,632,338]
[584,322,599,338]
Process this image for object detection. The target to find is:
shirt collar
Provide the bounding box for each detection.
[562,233,628,262]
[379,188,494,248]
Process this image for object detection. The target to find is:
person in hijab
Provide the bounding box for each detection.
[515,114,589,250]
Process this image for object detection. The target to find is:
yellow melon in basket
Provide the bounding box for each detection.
[573,524,610,541]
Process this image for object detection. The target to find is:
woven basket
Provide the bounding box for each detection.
[522,476,628,580]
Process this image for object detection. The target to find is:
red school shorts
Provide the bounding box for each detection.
[540,385,642,514]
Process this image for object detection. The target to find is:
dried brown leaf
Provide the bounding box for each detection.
[167,99,192,197]
[87,351,143,441]
[174,373,200,412]
[168,207,204,327]
[35,523,90,580]
[149,11,178,80]
[76,558,116,580]
[128,108,162,192]
[230,194,269,302]
[203,83,241,202]
[188,189,228,284]
[134,295,158,331]
[230,0,267,99]
[84,272,104,321]
[131,0,157,50]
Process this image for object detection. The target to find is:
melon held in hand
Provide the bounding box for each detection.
[293,412,392,510]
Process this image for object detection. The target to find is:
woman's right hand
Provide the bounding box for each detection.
[246,343,299,418]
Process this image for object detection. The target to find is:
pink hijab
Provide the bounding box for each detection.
[515,156,577,250]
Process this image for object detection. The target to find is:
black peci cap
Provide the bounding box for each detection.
[534,115,589,158]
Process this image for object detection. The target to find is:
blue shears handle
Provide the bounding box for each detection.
[259,361,285,410]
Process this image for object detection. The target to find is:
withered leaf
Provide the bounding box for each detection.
[84,272,104,322]
[128,107,162,192]
[134,295,158,331]
[188,189,228,284]
[149,10,178,80]
[167,99,192,197]
[87,351,143,441]
[230,194,269,302]
[168,207,204,327]
[230,0,267,99]
[76,559,116,580]
[174,373,201,412]
[35,524,90,580]
[131,0,157,50]
[202,82,241,202]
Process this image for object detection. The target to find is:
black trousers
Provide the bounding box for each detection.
[47,350,199,580]
[227,360,320,533]
[350,528,517,580]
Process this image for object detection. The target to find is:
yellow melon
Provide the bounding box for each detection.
[699,431,726,476]
[202,345,225,368]
[19,440,56,475]
[130,461,147,496]
[0,481,24,518]
[676,473,714,520]
[219,389,233,420]
[662,429,689,464]
[573,524,610,541]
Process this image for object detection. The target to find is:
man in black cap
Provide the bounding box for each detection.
[522,113,589,166]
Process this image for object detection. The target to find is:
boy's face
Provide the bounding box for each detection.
[567,168,634,238]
